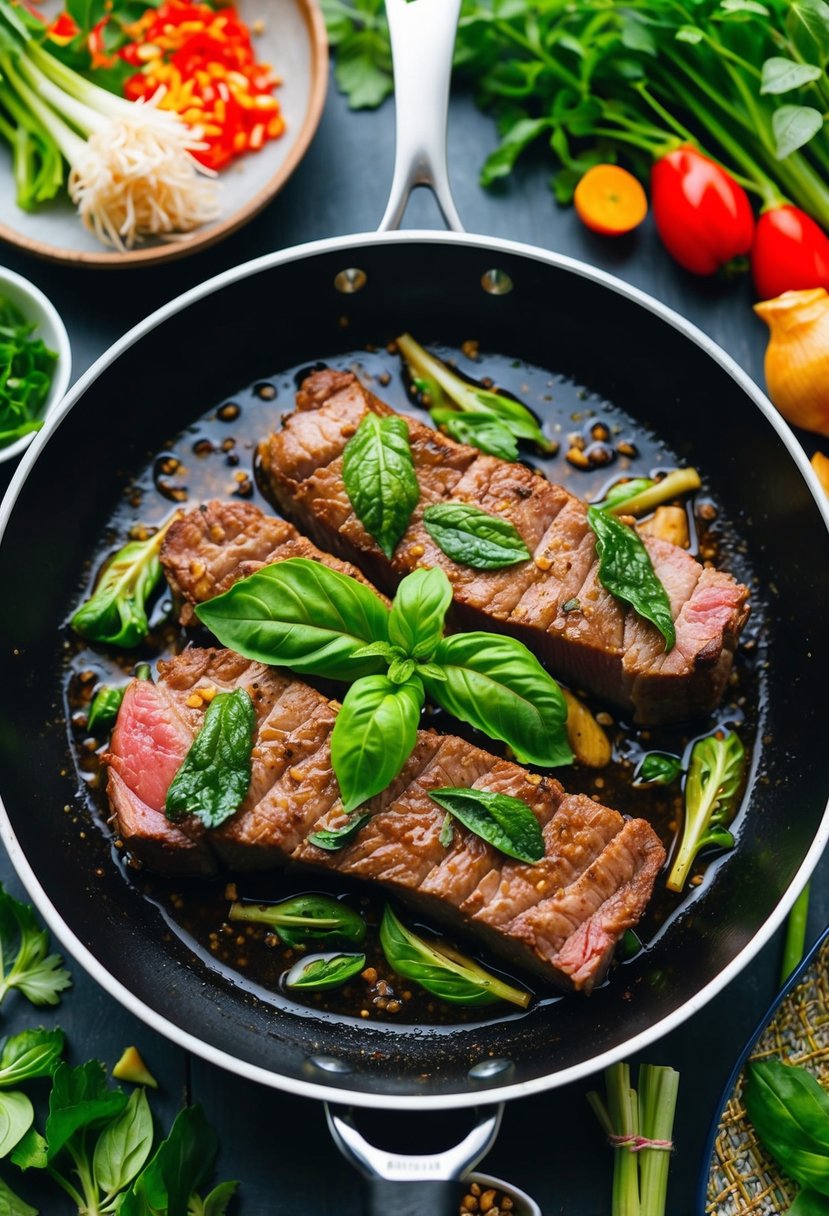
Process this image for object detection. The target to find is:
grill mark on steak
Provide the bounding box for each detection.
[105,648,666,993]
[161,499,382,625]
[259,370,750,724]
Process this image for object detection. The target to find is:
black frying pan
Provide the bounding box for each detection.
[0,0,828,1139]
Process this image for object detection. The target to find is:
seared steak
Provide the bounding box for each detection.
[259,369,750,724]
[161,499,382,624]
[106,648,666,993]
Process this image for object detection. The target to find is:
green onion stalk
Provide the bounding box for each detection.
[0,0,218,248]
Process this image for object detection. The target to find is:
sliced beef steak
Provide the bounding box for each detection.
[106,648,665,993]
[161,499,382,625]
[259,370,749,724]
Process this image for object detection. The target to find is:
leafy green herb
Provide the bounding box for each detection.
[397,333,554,453]
[0,885,71,1007]
[587,506,675,652]
[633,752,683,788]
[379,906,530,1007]
[91,1088,154,1200]
[71,517,177,649]
[165,689,255,829]
[228,894,366,947]
[342,413,420,558]
[330,674,424,810]
[0,1029,64,1087]
[429,788,544,864]
[119,1104,234,1216]
[283,952,366,991]
[422,633,572,767]
[666,731,745,892]
[422,504,531,570]
[430,407,518,461]
[0,297,58,448]
[307,812,374,852]
[593,478,656,512]
[0,1177,35,1215]
[439,812,455,849]
[790,1189,829,1214]
[196,557,391,681]
[744,1059,829,1197]
[87,686,125,736]
[387,566,452,661]
[45,1060,128,1162]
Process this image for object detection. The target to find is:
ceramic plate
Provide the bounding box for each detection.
[0,0,328,267]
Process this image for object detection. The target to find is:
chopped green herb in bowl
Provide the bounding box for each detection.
[0,267,71,462]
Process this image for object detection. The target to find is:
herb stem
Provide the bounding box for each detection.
[780,882,810,985]
[638,1065,679,1216]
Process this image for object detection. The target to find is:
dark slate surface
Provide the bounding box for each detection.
[0,72,827,1216]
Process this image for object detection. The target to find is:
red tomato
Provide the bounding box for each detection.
[752,205,829,300]
[651,147,755,275]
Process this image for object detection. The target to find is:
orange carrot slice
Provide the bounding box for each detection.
[574,165,648,236]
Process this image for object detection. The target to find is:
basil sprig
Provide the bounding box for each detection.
[422,633,572,768]
[197,558,391,681]
[284,952,366,991]
[331,674,425,811]
[744,1059,829,1200]
[199,561,572,819]
[587,505,676,652]
[71,515,178,649]
[430,408,518,462]
[342,413,420,558]
[228,894,366,947]
[423,503,531,570]
[430,787,544,864]
[379,906,530,1008]
[165,689,256,829]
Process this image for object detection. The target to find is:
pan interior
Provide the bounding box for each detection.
[1,239,827,1101]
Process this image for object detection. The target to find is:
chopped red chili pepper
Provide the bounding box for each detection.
[119,0,284,171]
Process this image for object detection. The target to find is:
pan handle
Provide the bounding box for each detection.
[377,0,465,234]
[325,1102,502,1216]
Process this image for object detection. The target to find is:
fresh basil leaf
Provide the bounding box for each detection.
[92,1087,153,1197]
[0,885,71,1008]
[387,658,417,684]
[429,787,544,863]
[351,640,400,663]
[592,478,655,512]
[0,1030,64,1086]
[633,752,683,787]
[10,1127,47,1171]
[675,24,704,42]
[388,567,452,661]
[199,1180,240,1216]
[761,56,823,94]
[788,0,829,65]
[423,633,572,767]
[620,12,656,54]
[342,413,420,559]
[790,1190,829,1214]
[137,1105,218,1216]
[165,690,255,830]
[70,522,172,648]
[745,1060,829,1195]
[587,506,675,652]
[87,685,125,736]
[0,1177,37,1215]
[196,557,391,681]
[439,812,454,849]
[307,811,374,852]
[331,674,424,811]
[228,894,366,947]
[379,906,530,1007]
[0,1093,33,1158]
[430,408,519,461]
[479,115,551,185]
[667,731,745,892]
[773,104,824,158]
[422,503,531,570]
[284,952,366,991]
[45,1061,128,1161]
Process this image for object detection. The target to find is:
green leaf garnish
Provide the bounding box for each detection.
[430,408,519,461]
[228,894,366,947]
[633,752,683,787]
[87,685,125,735]
[307,811,374,852]
[342,412,420,559]
[379,906,530,1007]
[330,674,424,811]
[165,689,255,829]
[429,787,544,864]
[283,952,367,991]
[0,885,71,1008]
[587,506,676,652]
[422,503,531,570]
[666,731,745,892]
[387,566,452,661]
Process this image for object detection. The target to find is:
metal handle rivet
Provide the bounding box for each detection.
[481,269,514,296]
[334,268,368,294]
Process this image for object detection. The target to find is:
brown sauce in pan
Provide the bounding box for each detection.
[64,344,767,1026]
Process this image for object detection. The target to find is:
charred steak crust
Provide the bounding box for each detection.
[161,499,386,624]
[259,370,750,724]
[106,648,666,994]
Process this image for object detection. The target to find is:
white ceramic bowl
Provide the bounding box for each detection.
[0,266,71,464]
[466,1171,542,1216]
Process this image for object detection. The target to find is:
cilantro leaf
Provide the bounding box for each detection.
[0,887,71,1008]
